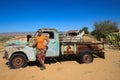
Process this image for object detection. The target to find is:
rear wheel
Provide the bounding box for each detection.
[9,54,27,69]
[78,51,93,64]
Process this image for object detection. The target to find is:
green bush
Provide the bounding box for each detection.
[106,33,120,47]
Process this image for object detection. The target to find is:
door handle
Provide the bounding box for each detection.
[51,40,56,44]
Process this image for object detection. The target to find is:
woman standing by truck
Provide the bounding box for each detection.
[33,29,49,70]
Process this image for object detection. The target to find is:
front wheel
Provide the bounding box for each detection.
[9,54,27,69]
[77,51,93,64]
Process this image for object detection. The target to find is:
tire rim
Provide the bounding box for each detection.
[83,54,91,63]
[12,57,24,68]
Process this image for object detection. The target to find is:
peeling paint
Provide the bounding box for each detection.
[5,45,36,61]
[6,36,27,46]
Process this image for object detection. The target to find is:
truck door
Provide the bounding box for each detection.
[43,31,59,57]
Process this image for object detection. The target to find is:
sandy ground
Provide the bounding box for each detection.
[0,43,120,80]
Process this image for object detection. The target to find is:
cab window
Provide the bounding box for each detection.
[43,31,54,39]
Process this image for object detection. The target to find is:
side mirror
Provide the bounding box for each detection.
[27,35,32,42]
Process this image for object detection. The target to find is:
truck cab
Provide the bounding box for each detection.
[36,28,60,57]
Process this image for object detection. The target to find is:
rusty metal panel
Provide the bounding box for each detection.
[63,45,74,54]
[76,43,104,54]
[61,43,77,55]
[76,45,90,54]
[6,36,27,46]
[90,45,102,50]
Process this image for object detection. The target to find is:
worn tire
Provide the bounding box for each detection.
[78,51,93,64]
[9,54,27,69]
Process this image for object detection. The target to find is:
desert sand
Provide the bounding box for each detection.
[0,42,120,80]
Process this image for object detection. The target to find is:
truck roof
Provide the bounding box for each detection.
[41,28,58,32]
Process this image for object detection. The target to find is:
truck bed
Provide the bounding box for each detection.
[60,42,104,58]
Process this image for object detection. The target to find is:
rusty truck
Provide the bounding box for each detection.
[3,28,105,69]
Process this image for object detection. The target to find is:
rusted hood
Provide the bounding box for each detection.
[6,36,28,46]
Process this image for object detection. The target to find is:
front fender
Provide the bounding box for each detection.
[5,45,36,61]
